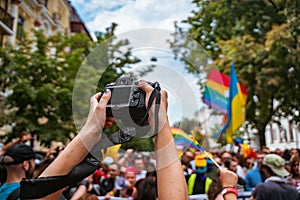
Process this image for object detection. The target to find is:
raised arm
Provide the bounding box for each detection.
[138,81,188,200]
[37,91,113,199]
[219,168,238,200]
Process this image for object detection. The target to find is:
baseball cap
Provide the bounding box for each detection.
[0,143,35,165]
[263,154,289,177]
[103,156,114,166]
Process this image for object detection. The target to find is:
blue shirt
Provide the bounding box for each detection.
[0,182,20,199]
[245,167,263,191]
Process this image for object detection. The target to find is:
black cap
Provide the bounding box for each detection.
[1,143,35,165]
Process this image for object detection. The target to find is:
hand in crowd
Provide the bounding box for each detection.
[219,168,238,188]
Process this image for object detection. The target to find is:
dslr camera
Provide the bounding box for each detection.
[103,75,151,128]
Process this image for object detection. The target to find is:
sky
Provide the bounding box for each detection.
[70,0,196,37]
[70,0,220,132]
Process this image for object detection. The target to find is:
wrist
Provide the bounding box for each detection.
[222,185,236,189]
[221,187,238,198]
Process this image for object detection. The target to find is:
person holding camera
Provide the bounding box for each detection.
[19,80,187,200]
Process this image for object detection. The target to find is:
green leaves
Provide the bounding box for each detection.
[0,31,92,145]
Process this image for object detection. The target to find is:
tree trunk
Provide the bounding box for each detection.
[258,126,267,148]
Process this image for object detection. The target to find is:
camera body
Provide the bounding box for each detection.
[103,75,149,127]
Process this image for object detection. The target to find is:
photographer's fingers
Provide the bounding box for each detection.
[90,92,101,109]
[138,80,168,110]
[98,89,111,106]
[138,80,154,94]
[104,117,115,128]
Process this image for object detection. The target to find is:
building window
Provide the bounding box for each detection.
[16,16,25,40]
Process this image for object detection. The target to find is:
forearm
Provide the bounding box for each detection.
[39,128,100,178]
[155,121,188,200]
[2,139,20,151]
[223,193,238,200]
[36,130,100,200]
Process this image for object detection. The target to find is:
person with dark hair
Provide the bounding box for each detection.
[207,178,223,200]
[250,154,299,200]
[289,156,300,189]
[0,143,36,199]
[225,159,246,191]
[135,175,157,200]
[245,151,266,191]
[220,151,233,166]
[289,148,300,161]
[101,162,120,196]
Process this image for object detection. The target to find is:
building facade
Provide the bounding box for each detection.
[0,0,91,46]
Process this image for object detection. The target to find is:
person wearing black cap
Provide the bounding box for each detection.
[0,143,35,199]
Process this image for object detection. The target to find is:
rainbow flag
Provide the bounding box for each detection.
[204,69,247,114]
[204,69,230,113]
[221,64,247,144]
[171,127,204,151]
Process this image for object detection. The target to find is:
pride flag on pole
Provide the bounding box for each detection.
[221,64,247,144]
[171,127,204,152]
[203,69,247,114]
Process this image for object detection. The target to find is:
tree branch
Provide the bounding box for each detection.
[267,0,278,11]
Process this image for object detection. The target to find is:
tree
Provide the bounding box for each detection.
[0,30,91,145]
[0,23,154,151]
[175,0,300,147]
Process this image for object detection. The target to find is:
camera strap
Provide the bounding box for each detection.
[139,81,161,138]
[20,153,100,199]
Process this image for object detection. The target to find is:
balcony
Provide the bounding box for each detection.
[0,6,14,35]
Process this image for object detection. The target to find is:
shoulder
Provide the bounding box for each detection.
[1,182,20,190]
[246,168,259,177]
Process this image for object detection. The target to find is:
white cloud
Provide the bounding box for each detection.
[71,0,195,34]
[70,0,210,126]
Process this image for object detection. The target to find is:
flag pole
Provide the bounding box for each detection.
[204,151,221,170]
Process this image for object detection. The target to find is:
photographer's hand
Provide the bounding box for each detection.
[80,91,114,137]
[138,81,188,200]
[38,91,112,199]
[138,81,168,130]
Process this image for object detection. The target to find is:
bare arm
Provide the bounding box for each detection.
[138,81,188,200]
[38,91,113,199]
[219,168,238,200]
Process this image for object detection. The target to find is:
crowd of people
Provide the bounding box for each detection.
[180,146,300,200]
[1,80,298,200]
[2,133,300,200]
